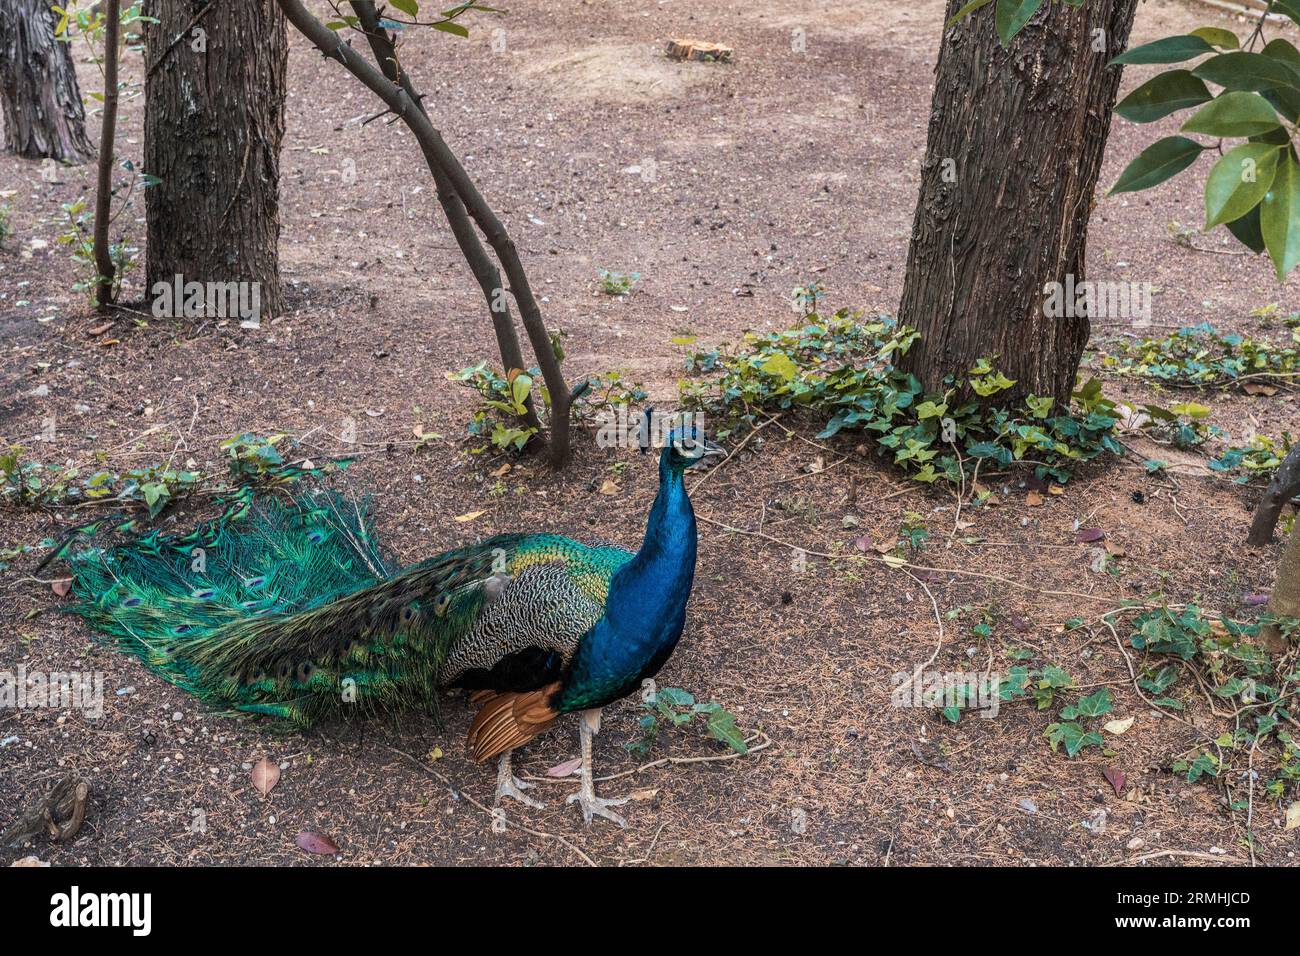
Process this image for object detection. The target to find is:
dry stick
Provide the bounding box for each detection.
[689,413,782,493]
[893,568,946,695]
[696,513,1123,604]
[348,2,539,433]
[522,731,772,785]
[1106,848,1248,866]
[377,744,595,867]
[92,0,121,311]
[277,0,571,464]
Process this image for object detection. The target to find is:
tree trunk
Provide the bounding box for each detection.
[0,0,95,162]
[142,0,286,318]
[897,0,1138,407]
[93,0,120,310]
[1262,524,1300,654]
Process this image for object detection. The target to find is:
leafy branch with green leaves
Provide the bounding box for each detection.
[949,0,1300,281]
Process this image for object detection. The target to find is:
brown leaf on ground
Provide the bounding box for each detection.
[250,759,280,796]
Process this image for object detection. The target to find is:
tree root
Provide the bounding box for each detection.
[0,774,91,853]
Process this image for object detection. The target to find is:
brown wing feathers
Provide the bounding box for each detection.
[466,682,563,762]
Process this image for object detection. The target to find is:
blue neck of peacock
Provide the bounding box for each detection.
[559,454,698,710]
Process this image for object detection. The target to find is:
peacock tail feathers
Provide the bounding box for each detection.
[64,487,635,729]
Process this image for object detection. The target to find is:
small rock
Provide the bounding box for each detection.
[1018,798,1038,814]
[1127,837,1146,851]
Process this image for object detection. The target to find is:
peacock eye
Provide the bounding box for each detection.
[296,661,316,682]
[400,605,417,624]
[434,594,450,617]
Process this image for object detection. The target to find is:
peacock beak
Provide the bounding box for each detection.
[700,438,725,458]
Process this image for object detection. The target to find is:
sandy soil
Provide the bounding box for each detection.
[0,0,1296,866]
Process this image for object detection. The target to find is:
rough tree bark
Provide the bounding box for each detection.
[92,0,120,310]
[0,0,95,162]
[142,0,286,317]
[1262,522,1300,653]
[1248,444,1300,546]
[898,0,1139,406]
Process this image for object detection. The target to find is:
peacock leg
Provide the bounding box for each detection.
[494,750,546,810]
[565,708,629,827]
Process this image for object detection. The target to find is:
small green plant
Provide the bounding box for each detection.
[450,359,646,454]
[448,362,540,452]
[1099,323,1300,389]
[680,308,1124,487]
[791,279,826,317]
[57,196,139,304]
[597,269,640,297]
[0,445,199,518]
[626,686,748,756]
[1128,604,1298,800]
[0,202,13,249]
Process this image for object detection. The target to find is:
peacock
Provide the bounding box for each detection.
[61,420,722,827]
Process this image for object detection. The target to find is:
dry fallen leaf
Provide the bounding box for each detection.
[1104,539,1126,558]
[50,578,72,598]
[1242,383,1278,397]
[295,831,338,854]
[1104,717,1134,736]
[1026,491,1044,507]
[627,787,659,802]
[250,758,280,796]
[87,322,113,337]
[490,463,511,478]
[598,479,620,495]
[1286,802,1300,831]
[453,510,485,523]
[1102,767,1126,797]
[546,757,582,778]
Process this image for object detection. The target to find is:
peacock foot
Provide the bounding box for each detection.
[566,788,629,827]
[494,752,546,810]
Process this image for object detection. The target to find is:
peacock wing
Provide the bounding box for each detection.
[436,535,633,691]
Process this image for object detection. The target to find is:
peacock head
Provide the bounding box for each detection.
[639,409,723,472]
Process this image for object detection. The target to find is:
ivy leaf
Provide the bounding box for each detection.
[1074,688,1113,718]
[761,352,799,382]
[1261,151,1300,281]
[1111,35,1215,66]
[1181,91,1283,137]
[1204,143,1280,229]
[1115,71,1212,123]
[1045,722,1104,757]
[706,709,748,755]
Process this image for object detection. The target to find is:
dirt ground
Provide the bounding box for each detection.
[1,0,1297,866]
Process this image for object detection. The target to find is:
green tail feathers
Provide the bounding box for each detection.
[64,488,497,727]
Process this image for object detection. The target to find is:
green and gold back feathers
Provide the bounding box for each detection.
[68,490,488,725]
